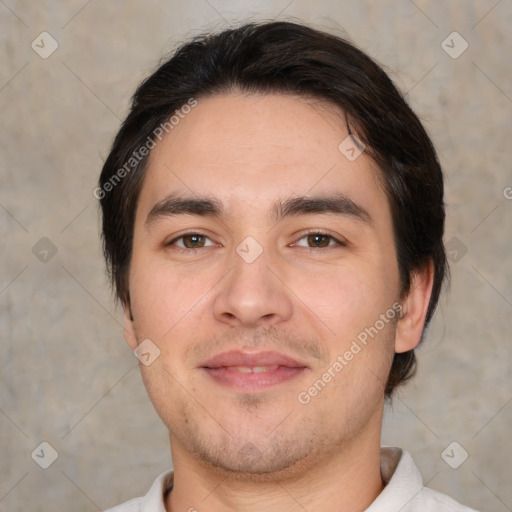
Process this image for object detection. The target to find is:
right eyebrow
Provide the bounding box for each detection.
[144,193,225,230]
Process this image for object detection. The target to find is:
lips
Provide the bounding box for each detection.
[226,365,280,373]
[200,350,308,391]
[202,350,306,369]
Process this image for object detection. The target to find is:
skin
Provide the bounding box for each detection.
[123,92,434,512]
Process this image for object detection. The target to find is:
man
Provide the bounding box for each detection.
[98,20,477,512]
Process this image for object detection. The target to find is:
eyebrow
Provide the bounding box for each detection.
[144,192,371,228]
[272,194,371,224]
[145,193,225,228]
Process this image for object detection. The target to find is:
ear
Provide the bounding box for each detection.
[123,303,138,351]
[395,260,435,353]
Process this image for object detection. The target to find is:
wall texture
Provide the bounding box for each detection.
[1,1,511,511]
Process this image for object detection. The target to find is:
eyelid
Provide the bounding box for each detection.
[165,230,218,248]
[292,229,347,248]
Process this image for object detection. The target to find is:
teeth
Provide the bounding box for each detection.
[234,366,253,373]
[253,366,271,373]
[228,365,279,373]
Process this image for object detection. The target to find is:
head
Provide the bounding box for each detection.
[98,21,446,477]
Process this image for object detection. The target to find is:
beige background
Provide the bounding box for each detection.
[1,1,511,511]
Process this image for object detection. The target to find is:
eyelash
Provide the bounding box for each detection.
[165,230,346,251]
[293,231,346,249]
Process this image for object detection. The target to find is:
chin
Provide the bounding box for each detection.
[190,435,328,483]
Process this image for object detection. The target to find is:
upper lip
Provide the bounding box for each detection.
[201,350,307,369]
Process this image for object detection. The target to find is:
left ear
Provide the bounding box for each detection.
[123,303,138,351]
[395,260,435,353]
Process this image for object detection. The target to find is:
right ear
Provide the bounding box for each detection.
[123,303,138,350]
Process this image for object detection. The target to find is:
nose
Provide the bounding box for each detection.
[212,244,293,328]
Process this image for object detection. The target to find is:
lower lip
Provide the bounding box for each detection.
[202,366,307,391]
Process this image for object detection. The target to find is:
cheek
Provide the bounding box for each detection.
[129,257,216,339]
[286,258,397,338]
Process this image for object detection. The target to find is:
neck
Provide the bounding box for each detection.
[166,430,384,512]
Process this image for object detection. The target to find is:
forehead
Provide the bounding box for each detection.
[138,92,387,218]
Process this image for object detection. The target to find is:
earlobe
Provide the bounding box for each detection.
[123,303,138,350]
[395,260,435,354]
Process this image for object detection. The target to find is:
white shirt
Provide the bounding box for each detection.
[104,447,478,511]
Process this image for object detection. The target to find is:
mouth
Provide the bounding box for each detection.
[200,350,309,391]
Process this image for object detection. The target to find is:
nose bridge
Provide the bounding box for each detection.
[212,236,293,327]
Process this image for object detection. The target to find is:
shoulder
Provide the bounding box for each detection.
[103,498,142,512]
[376,447,479,512]
[410,486,479,512]
[102,470,173,512]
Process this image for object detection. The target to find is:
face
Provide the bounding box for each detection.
[124,92,426,479]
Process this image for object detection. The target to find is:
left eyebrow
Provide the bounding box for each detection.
[271,194,372,224]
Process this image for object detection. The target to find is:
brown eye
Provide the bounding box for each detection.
[293,232,344,249]
[167,233,215,249]
[182,234,206,248]
[307,234,332,248]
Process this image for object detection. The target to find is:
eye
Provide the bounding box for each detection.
[167,233,216,249]
[293,232,344,249]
